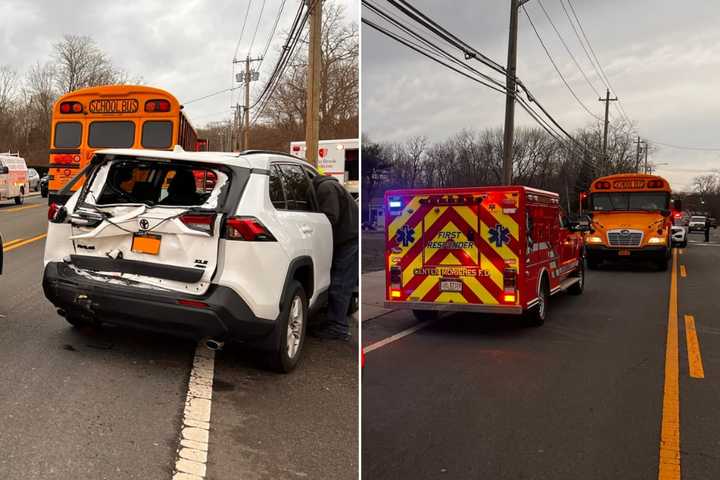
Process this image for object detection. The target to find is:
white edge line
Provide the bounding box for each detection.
[362,320,433,354]
[172,343,215,480]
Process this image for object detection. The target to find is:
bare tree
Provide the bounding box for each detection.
[53,35,126,94]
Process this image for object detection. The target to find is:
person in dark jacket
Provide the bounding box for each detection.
[705,217,711,242]
[311,175,358,340]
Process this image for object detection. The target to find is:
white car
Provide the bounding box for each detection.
[42,148,334,372]
[671,225,687,248]
[688,215,707,232]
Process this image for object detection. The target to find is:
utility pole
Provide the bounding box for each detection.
[233,56,262,150]
[644,144,649,174]
[305,0,323,166]
[502,0,523,185]
[599,88,617,174]
[634,137,643,172]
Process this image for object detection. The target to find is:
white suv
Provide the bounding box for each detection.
[42,148,333,372]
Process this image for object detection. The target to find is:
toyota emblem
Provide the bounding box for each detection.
[139,218,150,230]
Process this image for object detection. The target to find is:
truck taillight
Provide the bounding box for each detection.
[223,216,276,241]
[180,213,216,235]
[389,266,402,299]
[503,268,517,303]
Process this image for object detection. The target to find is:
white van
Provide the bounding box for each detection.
[0,153,29,204]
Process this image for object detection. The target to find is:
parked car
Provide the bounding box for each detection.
[40,175,49,198]
[43,148,335,372]
[27,168,40,191]
[688,215,707,232]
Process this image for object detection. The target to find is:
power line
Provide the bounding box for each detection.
[363,0,506,90]
[523,6,602,121]
[536,0,601,97]
[183,86,242,105]
[247,0,267,55]
[257,0,288,71]
[233,0,254,61]
[385,0,507,76]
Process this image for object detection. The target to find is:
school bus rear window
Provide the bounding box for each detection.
[88,121,135,148]
[54,122,82,148]
[141,121,172,149]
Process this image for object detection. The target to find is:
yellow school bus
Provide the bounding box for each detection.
[48,85,199,202]
[582,173,679,271]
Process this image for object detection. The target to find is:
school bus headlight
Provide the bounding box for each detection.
[648,236,666,244]
[586,236,603,244]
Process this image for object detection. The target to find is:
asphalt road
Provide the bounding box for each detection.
[0,195,357,480]
[362,228,720,479]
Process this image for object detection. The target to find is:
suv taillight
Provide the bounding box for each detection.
[179,213,216,235]
[48,202,59,221]
[223,216,276,241]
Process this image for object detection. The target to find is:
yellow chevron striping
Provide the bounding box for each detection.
[465,276,499,304]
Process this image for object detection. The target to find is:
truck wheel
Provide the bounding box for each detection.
[568,262,585,295]
[526,278,549,327]
[265,281,307,373]
[412,310,439,322]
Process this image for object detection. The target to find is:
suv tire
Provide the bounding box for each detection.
[266,281,307,373]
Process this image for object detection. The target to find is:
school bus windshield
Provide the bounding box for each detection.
[591,192,669,212]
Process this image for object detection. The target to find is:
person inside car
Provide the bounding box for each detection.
[311,174,358,341]
[161,169,202,205]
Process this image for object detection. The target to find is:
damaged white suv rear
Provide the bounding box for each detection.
[43,148,333,372]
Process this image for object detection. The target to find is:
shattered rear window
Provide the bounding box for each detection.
[86,159,228,208]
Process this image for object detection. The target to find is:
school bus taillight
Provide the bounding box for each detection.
[59,101,83,114]
[145,99,171,112]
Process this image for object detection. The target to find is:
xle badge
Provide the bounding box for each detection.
[488,224,510,248]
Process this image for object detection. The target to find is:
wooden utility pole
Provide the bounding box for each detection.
[635,136,643,172]
[598,88,618,173]
[233,56,262,150]
[644,144,649,174]
[502,0,521,185]
[305,0,323,166]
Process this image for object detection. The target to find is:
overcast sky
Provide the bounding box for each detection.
[0,0,357,129]
[362,0,720,191]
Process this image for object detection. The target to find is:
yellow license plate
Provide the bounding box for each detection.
[618,249,631,256]
[132,234,161,255]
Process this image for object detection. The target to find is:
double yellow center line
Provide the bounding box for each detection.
[3,233,47,252]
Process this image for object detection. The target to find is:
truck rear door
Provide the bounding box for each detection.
[386,190,522,307]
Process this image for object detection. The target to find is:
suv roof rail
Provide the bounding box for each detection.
[239,149,305,161]
[0,152,20,156]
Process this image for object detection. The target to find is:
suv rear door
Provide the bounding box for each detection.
[65,155,241,295]
[271,162,332,302]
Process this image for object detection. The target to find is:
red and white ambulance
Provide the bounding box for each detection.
[384,186,587,325]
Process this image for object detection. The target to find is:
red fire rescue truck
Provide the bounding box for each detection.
[384,186,587,325]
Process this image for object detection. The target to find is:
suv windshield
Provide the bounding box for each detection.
[591,192,669,212]
[691,216,706,222]
[86,159,226,207]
